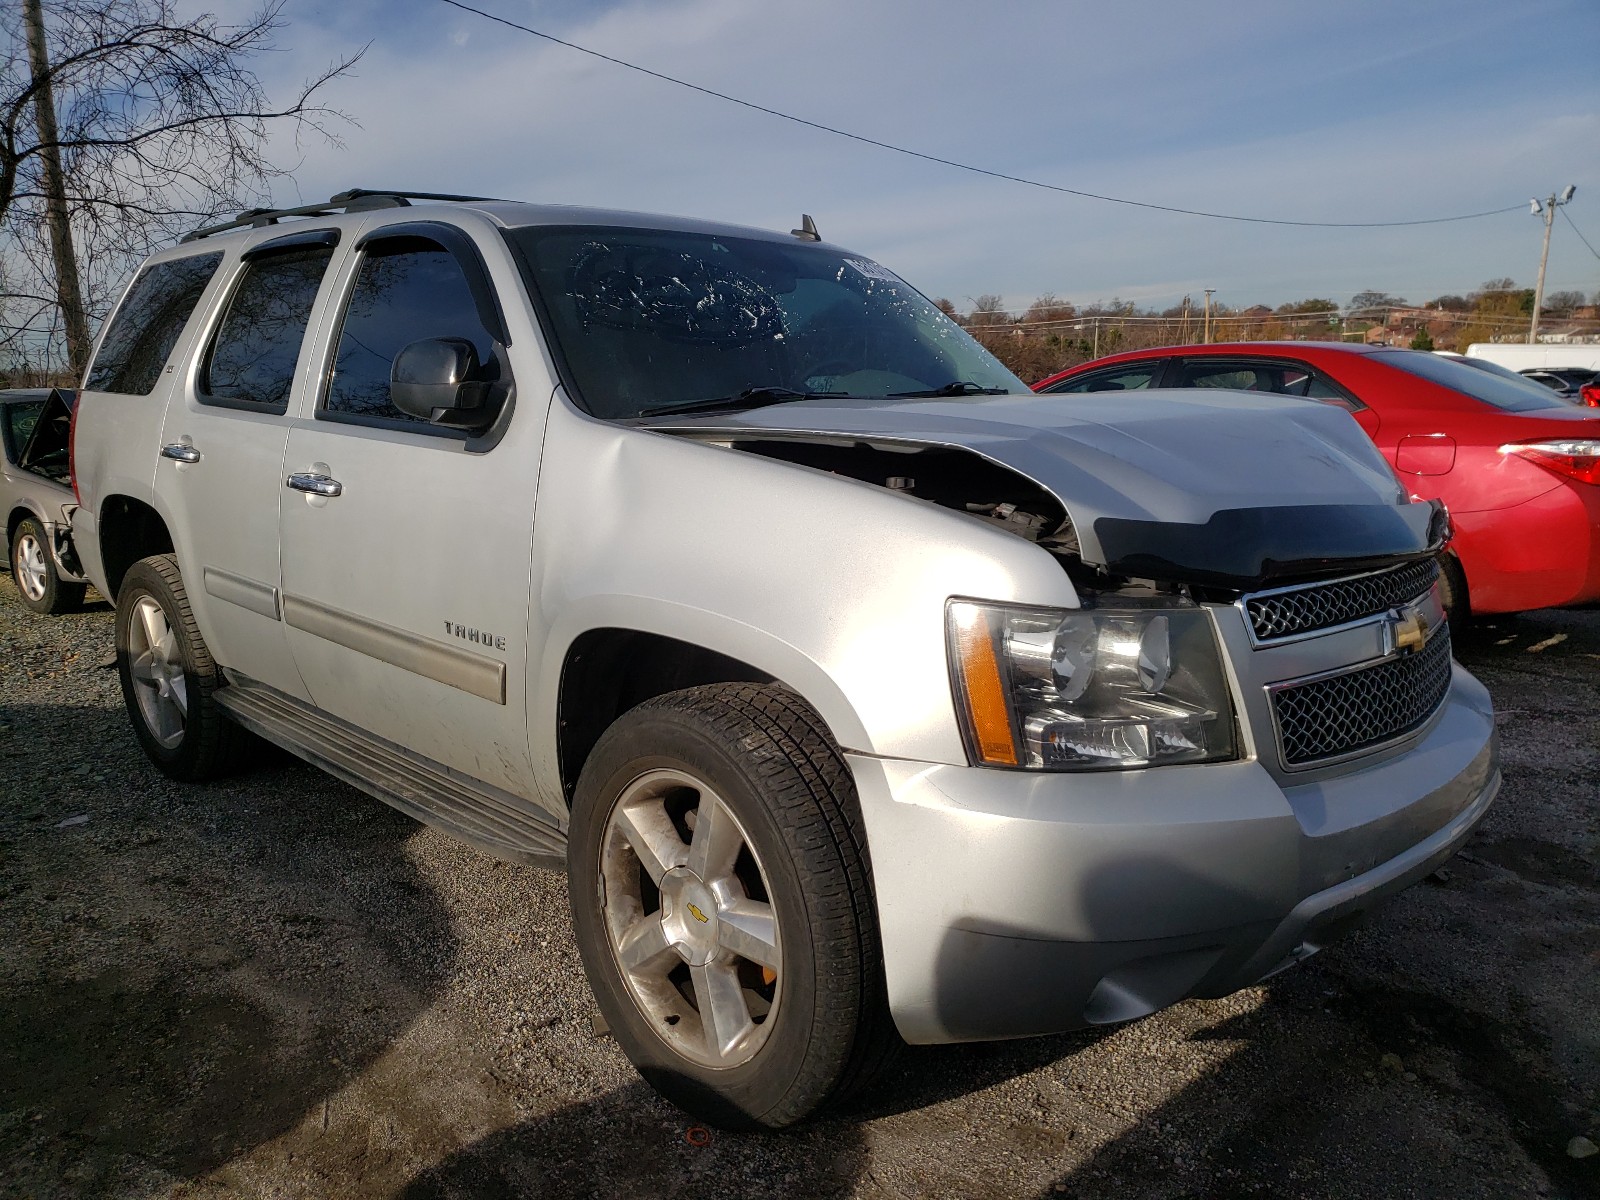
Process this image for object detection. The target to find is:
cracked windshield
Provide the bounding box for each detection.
[512,226,1025,418]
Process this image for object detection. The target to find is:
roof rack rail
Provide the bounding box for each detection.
[180,189,505,242]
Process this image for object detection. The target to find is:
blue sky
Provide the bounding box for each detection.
[222,0,1600,313]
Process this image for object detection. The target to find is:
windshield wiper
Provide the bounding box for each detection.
[888,381,1010,398]
[642,387,850,417]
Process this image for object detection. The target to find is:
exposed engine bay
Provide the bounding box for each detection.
[716,436,1191,600]
[643,389,1449,595]
[664,426,1446,599]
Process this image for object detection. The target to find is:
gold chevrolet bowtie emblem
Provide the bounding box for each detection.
[687,903,710,924]
[1393,607,1430,654]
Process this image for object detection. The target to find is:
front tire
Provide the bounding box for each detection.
[10,517,84,614]
[115,554,243,781]
[568,683,894,1129]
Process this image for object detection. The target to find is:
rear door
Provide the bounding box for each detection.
[277,221,542,797]
[155,231,344,701]
[73,251,226,591]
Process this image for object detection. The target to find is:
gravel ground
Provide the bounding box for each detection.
[1,572,1596,1199]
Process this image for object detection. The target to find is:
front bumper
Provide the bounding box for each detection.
[849,665,1499,1045]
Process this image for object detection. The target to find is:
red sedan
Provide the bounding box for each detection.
[1033,343,1600,619]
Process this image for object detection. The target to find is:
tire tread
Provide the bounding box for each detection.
[117,553,243,780]
[576,682,898,1128]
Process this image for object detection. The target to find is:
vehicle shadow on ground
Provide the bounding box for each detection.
[397,1077,866,1199]
[1024,953,1595,1199]
[0,700,457,1196]
[394,1035,1112,1200]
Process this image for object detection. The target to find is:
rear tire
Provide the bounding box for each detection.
[10,517,84,615]
[568,683,896,1129]
[115,554,244,781]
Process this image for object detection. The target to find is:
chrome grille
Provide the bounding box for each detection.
[1271,626,1453,767]
[1245,558,1440,642]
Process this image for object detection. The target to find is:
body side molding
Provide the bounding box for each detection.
[202,565,281,620]
[282,593,507,703]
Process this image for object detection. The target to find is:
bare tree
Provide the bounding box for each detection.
[966,294,1011,328]
[1,0,361,377]
[1542,290,1586,316]
[1022,293,1074,326]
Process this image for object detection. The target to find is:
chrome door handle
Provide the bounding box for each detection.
[161,443,201,464]
[286,472,343,497]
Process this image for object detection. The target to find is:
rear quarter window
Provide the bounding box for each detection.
[85,253,224,396]
[1374,349,1573,413]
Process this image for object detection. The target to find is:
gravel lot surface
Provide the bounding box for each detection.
[1,572,1596,1199]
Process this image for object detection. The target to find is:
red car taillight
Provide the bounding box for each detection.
[1580,383,1600,408]
[1500,439,1600,485]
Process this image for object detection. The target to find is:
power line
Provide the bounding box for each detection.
[962,306,1596,332]
[440,0,1526,231]
[1561,207,1600,263]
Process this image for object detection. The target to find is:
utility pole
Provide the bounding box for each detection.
[22,0,91,378]
[1203,289,1215,344]
[1529,185,1577,345]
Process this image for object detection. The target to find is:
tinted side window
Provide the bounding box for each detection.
[1178,359,1364,412]
[1044,363,1164,393]
[2,400,44,461]
[201,248,332,410]
[325,239,495,425]
[85,253,223,395]
[1372,349,1571,413]
[1177,361,1283,390]
[1298,370,1362,411]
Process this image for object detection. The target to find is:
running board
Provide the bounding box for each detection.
[214,674,567,869]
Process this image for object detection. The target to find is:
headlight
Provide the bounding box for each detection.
[947,600,1239,770]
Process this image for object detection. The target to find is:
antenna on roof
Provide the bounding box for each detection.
[791,214,820,242]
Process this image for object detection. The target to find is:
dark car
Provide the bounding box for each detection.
[1520,367,1600,407]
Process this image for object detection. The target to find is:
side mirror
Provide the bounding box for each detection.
[391,338,495,427]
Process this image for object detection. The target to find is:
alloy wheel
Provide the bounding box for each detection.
[126,595,188,749]
[599,768,783,1068]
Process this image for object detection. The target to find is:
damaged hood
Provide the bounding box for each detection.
[645,390,1445,588]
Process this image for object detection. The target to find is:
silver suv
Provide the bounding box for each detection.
[69,190,1500,1129]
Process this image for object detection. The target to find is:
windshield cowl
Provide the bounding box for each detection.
[640,387,852,418]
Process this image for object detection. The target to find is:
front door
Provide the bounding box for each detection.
[277,225,541,797]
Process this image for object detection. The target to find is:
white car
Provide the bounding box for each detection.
[68,190,1499,1128]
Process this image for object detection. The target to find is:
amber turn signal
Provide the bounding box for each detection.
[949,603,1020,766]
